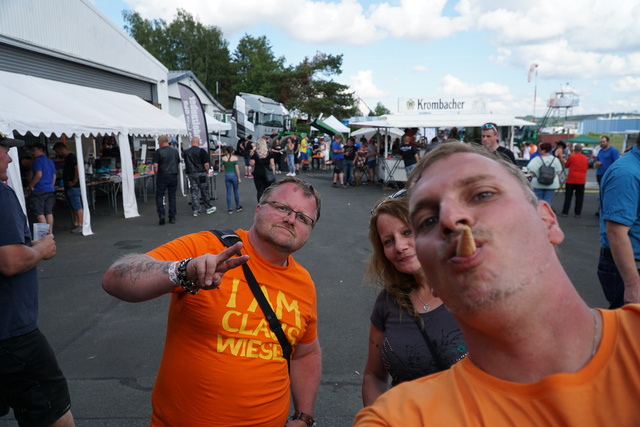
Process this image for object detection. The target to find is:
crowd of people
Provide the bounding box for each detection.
[2,126,639,426]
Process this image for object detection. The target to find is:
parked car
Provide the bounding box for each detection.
[581,147,597,168]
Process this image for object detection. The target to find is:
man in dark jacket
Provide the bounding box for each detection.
[184,137,217,217]
[153,135,180,225]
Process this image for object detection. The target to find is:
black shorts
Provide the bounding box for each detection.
[333,158,344,174]
[29,192,55,216]
[0,329,71,426]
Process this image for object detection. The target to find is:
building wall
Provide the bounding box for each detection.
[168,81,225,118]
[0,0,170,108]
[579,118,640,134]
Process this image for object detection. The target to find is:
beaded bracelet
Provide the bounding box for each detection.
[169,258,199,294]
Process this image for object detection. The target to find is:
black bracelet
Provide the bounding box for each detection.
[176,258,199,294]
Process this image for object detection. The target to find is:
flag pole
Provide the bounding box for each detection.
[533,67,538,123]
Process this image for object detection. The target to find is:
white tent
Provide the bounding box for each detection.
[323,115,350,134]
[351,112,536,185]
[0,70,188,235]
[311,115,350,135]
[351,127,404,140]
[352,113,535,129]
[177,113,231,132]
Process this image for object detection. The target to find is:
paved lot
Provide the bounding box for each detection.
[1,168,608,426]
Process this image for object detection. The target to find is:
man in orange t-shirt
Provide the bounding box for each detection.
[561,143,589,217]
[355,143,640,426]
[103,177,321,427]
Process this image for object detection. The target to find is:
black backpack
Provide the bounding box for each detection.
[537,157,556,185]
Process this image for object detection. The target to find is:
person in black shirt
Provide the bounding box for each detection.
[152,135,180,225]
[184,137,217,217]
[344,137,359,185]
[481,122,516,165]
[270,136,284,174]
[398,135,420,175]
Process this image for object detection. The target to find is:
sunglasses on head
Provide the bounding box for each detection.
[371,188,407,215]
[482,123,498,132]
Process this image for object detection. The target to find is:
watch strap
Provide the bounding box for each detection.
[292,410,315,427]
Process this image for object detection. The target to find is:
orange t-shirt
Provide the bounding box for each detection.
[355,306,640,426]
[146,229,317,427]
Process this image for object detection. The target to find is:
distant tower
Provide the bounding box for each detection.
[538,90,580,133]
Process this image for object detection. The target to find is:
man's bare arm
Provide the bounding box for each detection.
[0,234,56,276]
[102,254,175,302]
[607,220,640,304]
[102,242,249,303]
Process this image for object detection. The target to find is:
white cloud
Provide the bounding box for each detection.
[350,70,389,98]
[611,76,640,93]
[120,0,640,113]
[438,74,511,98]
[125,0,384,44]
[412,65,429,73]
[513,44,640,81]
[436,75,515,114]
[369,0,473,41]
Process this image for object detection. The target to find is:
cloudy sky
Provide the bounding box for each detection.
[93,0,640,118]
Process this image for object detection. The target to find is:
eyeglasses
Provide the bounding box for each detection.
[481,123,498,132]
[371,188,407,215]
[262,201,316,226]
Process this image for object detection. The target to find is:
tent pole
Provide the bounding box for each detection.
[74,133,93,235]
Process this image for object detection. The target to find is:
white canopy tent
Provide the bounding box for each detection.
[177,113,231,132]
[351,112,535,151]
[351,127,404,140]
[350,112,536,185]
[322,115,350,134]
[311,115,350,135]
[354,113,535,129]
[0,70,188,235]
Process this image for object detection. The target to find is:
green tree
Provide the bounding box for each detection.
[123,9,235,106]
[372,102,391,116]
[231,35,285,99]
[277,52,357,123]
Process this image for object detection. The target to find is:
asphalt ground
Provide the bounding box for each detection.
[1,167,608,426]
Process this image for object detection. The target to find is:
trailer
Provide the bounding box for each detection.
[221,93,290,147]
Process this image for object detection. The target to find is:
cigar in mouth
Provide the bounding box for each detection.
[456,225,476,257]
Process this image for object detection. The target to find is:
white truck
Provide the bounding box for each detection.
[221,93,290,147]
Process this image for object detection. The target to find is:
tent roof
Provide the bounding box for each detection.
[351,127,404,139]
[322,115,350,133]
[0,70,188,137]
[351,113,535,129]
[177,113,231,132]
[310,118,341,136]
[564,134,600,144]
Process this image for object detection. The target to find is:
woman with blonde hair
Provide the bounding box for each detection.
[250,138,276,202]
[221,145,242,214]
[362,191,466,406]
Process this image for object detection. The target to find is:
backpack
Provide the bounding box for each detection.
[235,139,245,156]
[537,157,556,185]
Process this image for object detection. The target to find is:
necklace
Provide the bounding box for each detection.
[590,309,601,358]
[413,290,435,312]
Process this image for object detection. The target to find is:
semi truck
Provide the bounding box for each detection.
[220,93,290,147]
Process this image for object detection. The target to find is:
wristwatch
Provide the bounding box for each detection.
[290,410,316,427]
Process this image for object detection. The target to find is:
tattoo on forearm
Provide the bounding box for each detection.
[113,257,169,284]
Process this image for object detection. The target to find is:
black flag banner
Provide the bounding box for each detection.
[178,83,209,148]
